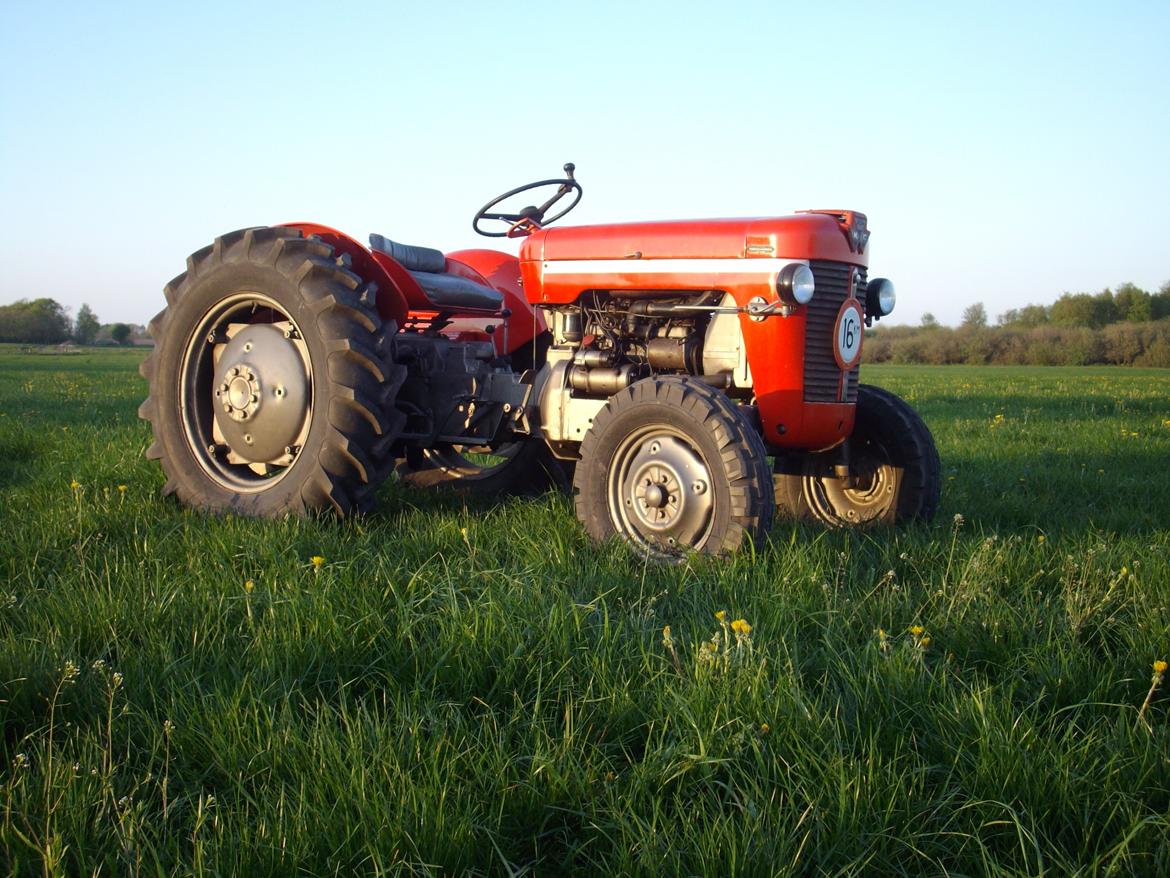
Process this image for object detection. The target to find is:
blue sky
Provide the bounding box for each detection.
[2,0,1168,326]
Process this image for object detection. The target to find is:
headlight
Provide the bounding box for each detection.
[777,263,815,305]
[866,277,895,316]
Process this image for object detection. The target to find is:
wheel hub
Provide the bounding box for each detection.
[211,324,309,463]
[616,434,713,547]
[220,368,260,420]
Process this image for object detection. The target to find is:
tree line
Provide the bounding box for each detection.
[0,298,138,345]
[867,281,1170,367]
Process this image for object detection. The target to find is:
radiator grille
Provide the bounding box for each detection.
[803,261,866,403]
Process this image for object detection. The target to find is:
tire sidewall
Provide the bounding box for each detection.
[153,260,347,515]
[579,393,739,555]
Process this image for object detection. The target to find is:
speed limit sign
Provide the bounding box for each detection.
[833,299,864,369]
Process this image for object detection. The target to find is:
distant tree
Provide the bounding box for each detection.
[1153,281,1170,320]
[1051,291,1117,328]
[1113,283,1152,322]
[110,323,132,345]
[960,302,987,328]
[998,305,1051,328]
[74,303,100,344]
[0,298,72,343]
[920,312,939,329]
[1018,304,1051,327]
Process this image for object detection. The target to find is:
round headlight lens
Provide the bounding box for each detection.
[867,277,896,316]
[778,263,816,305]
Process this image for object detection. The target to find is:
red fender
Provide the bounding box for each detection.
[279,222,410,327]
[443,249,545,356]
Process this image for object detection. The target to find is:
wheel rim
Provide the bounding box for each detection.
[803,439,899,525]
[423,442,524,479]
[607,427,715,554]
[179,293,312,492]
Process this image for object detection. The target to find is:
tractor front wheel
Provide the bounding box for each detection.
[574,377,774,559]
[774,384,940,527]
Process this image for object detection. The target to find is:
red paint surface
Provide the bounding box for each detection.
[517,212,870,448]
[443,249,544,356]
[279,222,409,327]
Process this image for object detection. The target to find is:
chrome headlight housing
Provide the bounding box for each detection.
[866,277,895,317]
[777,263,815,306]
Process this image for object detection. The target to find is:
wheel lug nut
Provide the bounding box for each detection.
[244,434,253,445]
[693,480,707,494]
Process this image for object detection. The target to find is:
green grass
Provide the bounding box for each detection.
[1,346,1169,876]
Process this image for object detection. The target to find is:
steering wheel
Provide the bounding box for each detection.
[472,163,583,238]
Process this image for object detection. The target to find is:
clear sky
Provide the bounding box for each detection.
[2,0,1168,327]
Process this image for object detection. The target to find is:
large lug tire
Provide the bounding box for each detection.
[138,226,406,516]
[774,384,940,526]
[397,439,571,495]
[574,377,774,559]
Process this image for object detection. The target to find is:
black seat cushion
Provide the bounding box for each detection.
[409,271,504,312]
[369,233,503,313]
[369,233,447,274]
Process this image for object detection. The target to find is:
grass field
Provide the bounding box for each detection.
[1,346,1168,876]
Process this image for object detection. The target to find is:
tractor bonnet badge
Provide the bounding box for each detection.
[834,299,864,370]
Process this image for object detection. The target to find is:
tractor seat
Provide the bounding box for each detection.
[369,233,503,313]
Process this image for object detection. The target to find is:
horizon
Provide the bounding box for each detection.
[2,1,1168,327]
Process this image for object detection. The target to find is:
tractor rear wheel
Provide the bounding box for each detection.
[398,440,570,495]
[574,377,774,559]
[774,384,940,526]
[139,227,405,516]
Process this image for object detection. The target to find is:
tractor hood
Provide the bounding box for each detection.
[521,212,870,266]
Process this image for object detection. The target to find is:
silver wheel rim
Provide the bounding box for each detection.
[607,426,715,554]
[803,445,899,525]
[179,293,313,492]
[423,442,525,479]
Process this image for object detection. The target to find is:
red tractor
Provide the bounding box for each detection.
[139,165,940,558]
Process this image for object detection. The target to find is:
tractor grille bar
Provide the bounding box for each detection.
[803,261,866,403]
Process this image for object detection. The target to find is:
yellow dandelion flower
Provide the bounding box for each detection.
[731,619,752,636]
[715,610,727,622]
[70,479,81,491]
[919,636,932,648]
[760,723,770,734]
[909,625,925,636]
[244,579,254,594]
[460,526,469,540]
[1155,660,1168,675]
[117,484,127,493]
[310,555,325,571]
[1037,535,1046,543]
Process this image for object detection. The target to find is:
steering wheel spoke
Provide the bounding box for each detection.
[472,166,583,238]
